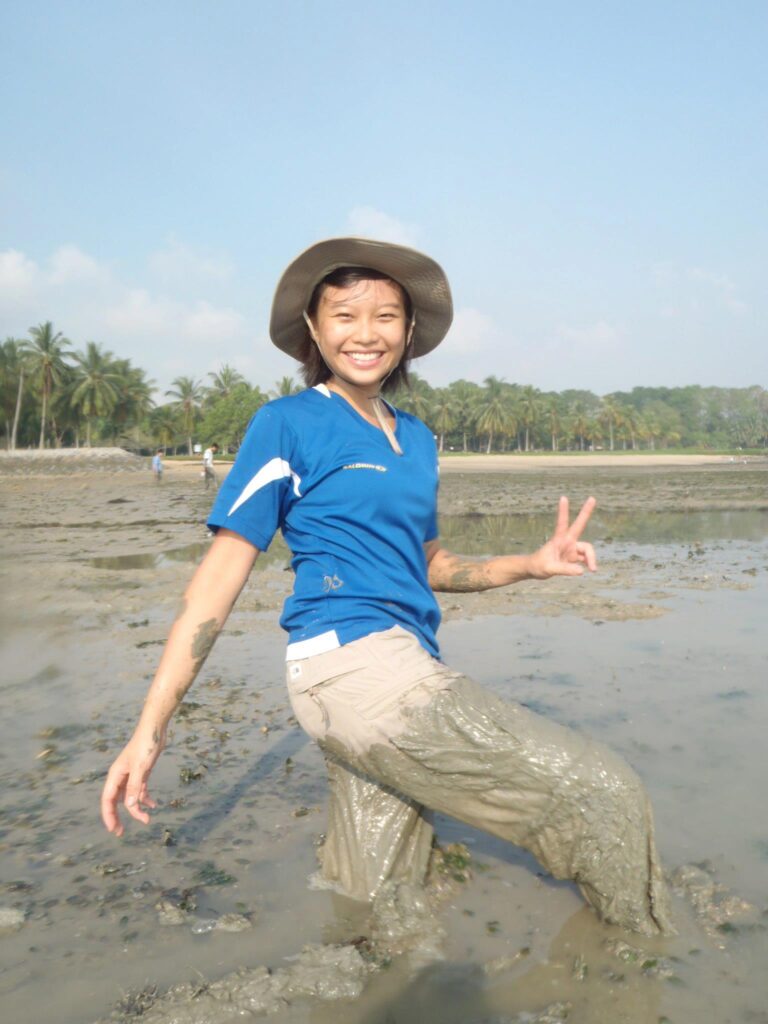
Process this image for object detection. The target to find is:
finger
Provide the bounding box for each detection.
[125,773,152,825]
[554,495,570,536]
[577,541,598,572]
[567,496,596,541]
[138,782,157,810]
[100,770,126,836]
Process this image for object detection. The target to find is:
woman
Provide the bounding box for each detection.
[101,238,673,936]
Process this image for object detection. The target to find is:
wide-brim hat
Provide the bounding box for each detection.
[269,237,453,359]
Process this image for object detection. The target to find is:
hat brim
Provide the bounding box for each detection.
[269,237,453,359]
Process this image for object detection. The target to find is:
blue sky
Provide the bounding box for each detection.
[2,1,766,396]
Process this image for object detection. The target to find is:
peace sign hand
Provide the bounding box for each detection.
[528,496,598,579]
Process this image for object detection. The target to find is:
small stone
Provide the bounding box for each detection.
[0,907,26,932]
[293,806,309,817]
[215,912,252,932]
[155,899,187,926]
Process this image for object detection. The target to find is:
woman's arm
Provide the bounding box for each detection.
[426,496,597,592]
[100,528,259,836]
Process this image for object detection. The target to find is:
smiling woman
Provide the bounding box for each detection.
[301,267,414,396]
[100,236,674,939]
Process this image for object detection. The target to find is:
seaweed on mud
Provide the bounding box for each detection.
[111,983,159,1018]
[430,841,473,883]
[193,861,236,886]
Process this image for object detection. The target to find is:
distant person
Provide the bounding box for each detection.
[202,443,219,490]
[101,238,673,937]
[151,448,163,482]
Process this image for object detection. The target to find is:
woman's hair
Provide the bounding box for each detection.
[298,267,414,394]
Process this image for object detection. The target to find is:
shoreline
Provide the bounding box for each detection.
[1,448,764,481]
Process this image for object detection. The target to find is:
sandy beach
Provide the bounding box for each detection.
[1,456,766,1023]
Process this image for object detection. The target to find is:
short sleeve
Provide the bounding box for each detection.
[207,405,300,551]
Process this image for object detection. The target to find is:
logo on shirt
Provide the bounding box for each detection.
[342,463,387,472]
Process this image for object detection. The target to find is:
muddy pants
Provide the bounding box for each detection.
[286,626,674,936]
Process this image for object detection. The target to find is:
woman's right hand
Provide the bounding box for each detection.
[100,726,165,836]
[99,529,259,838]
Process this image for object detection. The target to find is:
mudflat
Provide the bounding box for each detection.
[0,459,766,1023]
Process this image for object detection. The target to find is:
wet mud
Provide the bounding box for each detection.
[0,463,766,1023]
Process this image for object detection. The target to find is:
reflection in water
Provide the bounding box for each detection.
[439,509,768,555]
[89,542,211,570]
[87,512,768,571]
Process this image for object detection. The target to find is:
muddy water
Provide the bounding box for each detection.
[0,465,766,1023]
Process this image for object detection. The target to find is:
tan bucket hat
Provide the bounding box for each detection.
[269,237,453,359]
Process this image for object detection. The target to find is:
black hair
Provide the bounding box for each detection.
[298,267,413,394]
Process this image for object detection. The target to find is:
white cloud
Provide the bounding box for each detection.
[148,238,233,287]
[0,249,39,304]
[49,245,111,286]
[345,206,421,247]
[687,267,747,315]
[443,307,498,354]
[0,242,252,389]
[556,320,624,354]
[652,262,748,317]
[103,290,246,344]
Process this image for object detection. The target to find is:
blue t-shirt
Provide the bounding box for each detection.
[207,385,442,658]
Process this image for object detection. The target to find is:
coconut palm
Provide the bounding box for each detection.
[0,339,28,450]
[569,402,590,451]
[150,405,181,452]
[448,380,481,452]
[166,376,204,455]
[207,364,246,401]
[599,397,624,452]
[394,372,434,422]
[270,375,299,398]
[474,376,515,454]
[518,385,542,452]
[545,396,562,452]
[429,389,455,452]
[111,362,155,443]
[70,342,121,446]
[21,322,71,448]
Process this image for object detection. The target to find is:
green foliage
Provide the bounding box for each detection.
[197,385,268,448]
[1,323,765,454]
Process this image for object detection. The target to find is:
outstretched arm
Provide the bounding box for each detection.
[426,496,597,592]
[100,528,258,836]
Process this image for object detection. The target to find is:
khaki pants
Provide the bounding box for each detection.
[286,626,674,936]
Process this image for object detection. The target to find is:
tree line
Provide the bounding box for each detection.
[2,322,766,453]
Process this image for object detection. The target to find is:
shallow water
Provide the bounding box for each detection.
[0,468,766,1023]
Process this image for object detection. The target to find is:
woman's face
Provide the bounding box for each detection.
[310,278,408,395]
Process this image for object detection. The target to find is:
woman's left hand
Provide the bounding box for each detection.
[528,496,598,579]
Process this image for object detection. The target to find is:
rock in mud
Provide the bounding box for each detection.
[0,906,26,932]
[370,881,445,962]
[98,943,372,1023]
[670,862,759,937]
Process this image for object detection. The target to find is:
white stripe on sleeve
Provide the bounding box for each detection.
[227,457,302,516]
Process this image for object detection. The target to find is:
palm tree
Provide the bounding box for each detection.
[21,322,71,448]
[270,375,299,398]
[448,380,481,452]
[569,402,590,451]
[518,385,542,452]
[70,342,121,446]
[207,364,246,401]
[599,397,623,452]
[618,405,640,450]
[150,405,181,452]
[0,339,27,450]
[430,389,455,452]
[112,362,155,443]
[166,376,204,455]
[545,396,562,452]
[474,376,514,454]
[394,372,433,422]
